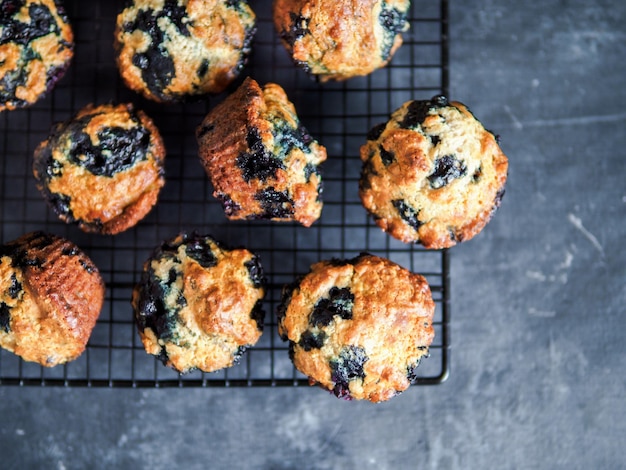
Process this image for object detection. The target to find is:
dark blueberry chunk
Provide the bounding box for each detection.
[280,12,310,47]
[379,145,395,166]
[493,188,506,211]
[330,346,368,399]
[233,345,247,363]
[225,0,244,11]
[78,258,96,274]
[135,49,176,98]
[250,299,265,331]
[327,253,369,268]
[7,273,21,299]
[430,134,441,146]
[244,256,265,288]
[47,192,73,219]
[428,154,467,189]
[216,192,241,217]
[399,95,449,129]
[61,246,79,257]
[254,188,294,219]
[303,163,319,182]
[135,270,179,342]
[273,122,314,159]
[366,122,387,141]
[68,124,151,177]
[392,199,422,232]
[299,330,327,351]
[379,4,407,61]
[237,128,284,182]
[310,287,354,327]
[431,95,449,107]
[197,58,209,78]
[407,357,423,382]
[34,142,62,183]
[161,0,191,36]
[0,3,59,46]
[472,166,482,183]
[0,302,11,333]
[123,3,187,98]
[184,238,217,268]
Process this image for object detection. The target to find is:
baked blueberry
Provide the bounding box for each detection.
[278,253,435,402]
[115,0,256,102]
[273,0,411,82]
[360,96,509,248]
[132,233,266,374]
[197,77,327,227]
[0,0,73,112]
[33,103,166,235]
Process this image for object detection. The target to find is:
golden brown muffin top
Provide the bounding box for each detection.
[278,253,434,402]
[115,0,256,101]
[273,0,410,81]
[33,102,166,235]
[360,96,509,249]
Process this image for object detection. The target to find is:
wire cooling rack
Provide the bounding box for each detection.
[0,0,450,387]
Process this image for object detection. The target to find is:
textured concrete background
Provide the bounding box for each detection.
[1,1,625,468]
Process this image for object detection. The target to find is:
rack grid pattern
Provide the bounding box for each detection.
[0,0,450,387]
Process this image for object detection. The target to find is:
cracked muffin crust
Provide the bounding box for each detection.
[33,102,166,235]
[0,231,105,366]
[360,96,509,249]
[273,0,410,82]
[132,232,266,374]
[114,0,256,102]
[196,77,327,227]
[0,0,74,112]
[278,253,434,402]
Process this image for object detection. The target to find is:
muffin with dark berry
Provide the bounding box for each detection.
[114,0,256,102]
[278,253,434,402]
[196,77,326,227]
[0,231,105,366]
[132,232,266,374]
[0,0,74,112]
[33,102,166,235]
[273,0,410,82]
[360,96,509,249]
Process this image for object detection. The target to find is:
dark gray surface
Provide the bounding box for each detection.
[1,1,625,468]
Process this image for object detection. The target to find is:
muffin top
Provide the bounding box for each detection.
[360,96,509,249]
[115,0,256,101]
[0,0,74,111]
[132,232,266,373]
[278,253,435,402]
[33,102,166,235]
[273,0,410,81]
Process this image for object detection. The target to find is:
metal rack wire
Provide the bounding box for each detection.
[0,0,450,387]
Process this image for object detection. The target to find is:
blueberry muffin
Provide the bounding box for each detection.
[0,0,74,112]
[132,232,266,374]
[360,96,509,249]
[196,77,326,227]
[33,102,166,235]
[114,0,256,102]
[278,253,434,402]
[273,0,410,82]
[0,231,105,366]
